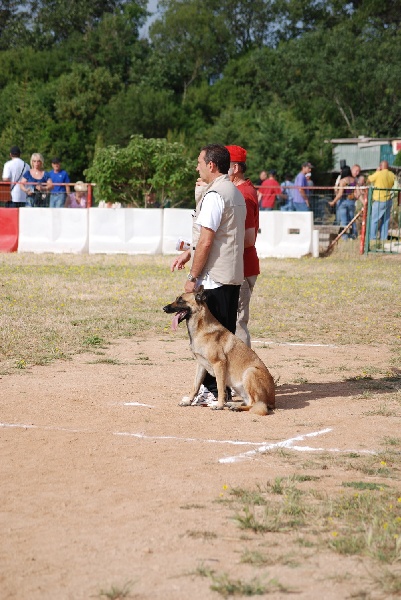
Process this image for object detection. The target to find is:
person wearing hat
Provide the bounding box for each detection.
[2,146,30,207]
[258,168,282,210]
[65,181,88,208]
[49,157,70,207]
[225,144,260,347]
[292,162,313,211]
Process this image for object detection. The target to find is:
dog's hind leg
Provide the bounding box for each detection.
[179,364,207,406]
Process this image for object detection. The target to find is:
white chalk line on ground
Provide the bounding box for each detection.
[124,402,154,408]
[252,340,338,348]
[0,423,376,460]
[219,428,376,463]
[0,422,264,446]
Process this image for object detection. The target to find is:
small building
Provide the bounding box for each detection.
[328,136,401,172]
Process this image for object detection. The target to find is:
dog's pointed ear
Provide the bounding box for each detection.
[195,285,207,304]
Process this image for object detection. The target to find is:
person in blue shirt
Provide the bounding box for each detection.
[292,162,313,211]
[49,157,70,207]
[280,173,295,211]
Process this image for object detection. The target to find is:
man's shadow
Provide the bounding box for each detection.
[275,371,401,410]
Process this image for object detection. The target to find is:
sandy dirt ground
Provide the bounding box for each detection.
[0,332,400,599]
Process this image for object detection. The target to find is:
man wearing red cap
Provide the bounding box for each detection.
[226,145,260,347]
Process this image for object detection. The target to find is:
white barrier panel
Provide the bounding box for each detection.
[162,208,193,254]
[89,208,163,254]
[256,212,313,258]
[18,208,89,254]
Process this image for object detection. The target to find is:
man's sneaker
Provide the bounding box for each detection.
[191,385,218,407]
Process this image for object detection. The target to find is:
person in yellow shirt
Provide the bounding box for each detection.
[367,160,395,241]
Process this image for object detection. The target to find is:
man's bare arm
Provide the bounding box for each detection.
[184,227,215,292]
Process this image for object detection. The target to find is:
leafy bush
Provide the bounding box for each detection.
[85,134,195,207]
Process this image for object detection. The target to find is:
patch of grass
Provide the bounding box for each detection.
[342,482,389,491]
[196,568,288,598]
[364,404,397,417]
[186,530,217,540]
[293,377,309,384]
[229,486,267,506]
[234,482,307,534]
[240,549,271,567]
[88,357,122,365]
[371,567,401,595]
[296,537,316,548]
[98,581,133,599]
[290,474,321,483]
[83,334,106,347]
[382,436,401,447]
[270,477,285,495]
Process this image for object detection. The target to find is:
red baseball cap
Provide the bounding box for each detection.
[226,145,247,163]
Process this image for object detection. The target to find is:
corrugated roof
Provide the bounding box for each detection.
[329,137,395,144]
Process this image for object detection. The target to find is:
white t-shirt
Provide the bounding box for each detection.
[2,158,29,203]
[195,191,225,289]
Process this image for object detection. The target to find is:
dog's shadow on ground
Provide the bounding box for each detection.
[275,374,401,410]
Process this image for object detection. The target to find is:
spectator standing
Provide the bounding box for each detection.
[2,146,30,207]
[367,160,395,241]
[280,173,295,211]
[255,170,268,186]
[258,169,282,211]
[171,144,246,405]
[20,153,53,207]
[328,166,357,239]
[49,158,70,207]
[292,162,313,211]
[65,181,87,208]
[226,145,260,347]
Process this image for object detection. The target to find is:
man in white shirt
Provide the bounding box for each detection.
[171,144,246,404]
[2,146,29,207]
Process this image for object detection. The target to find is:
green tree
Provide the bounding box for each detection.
[98,85,182,145]
[85,135,195,206]
[150,0,233,100]
[28,0,148,45]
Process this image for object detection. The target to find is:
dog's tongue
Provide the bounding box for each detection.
[171,311,186,331]
[171,313,180,331]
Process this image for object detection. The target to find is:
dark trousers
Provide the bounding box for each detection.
[203,284,240,397]
[5,201,26,208]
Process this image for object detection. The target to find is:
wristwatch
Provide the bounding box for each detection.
[187,273,197,282]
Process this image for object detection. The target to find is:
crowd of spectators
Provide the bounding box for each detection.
[2,146,87,208]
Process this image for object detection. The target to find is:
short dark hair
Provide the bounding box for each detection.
[10,146,21,157]
[201,144,230,174]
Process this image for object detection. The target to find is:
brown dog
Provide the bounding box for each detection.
[163,287,275,415]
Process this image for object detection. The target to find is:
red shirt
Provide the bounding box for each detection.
[259,177,282,209]
[237,179,260,277]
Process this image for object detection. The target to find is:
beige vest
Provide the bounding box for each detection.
[192,174,246,285]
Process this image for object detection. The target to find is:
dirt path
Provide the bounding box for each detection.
[0,334,400,599]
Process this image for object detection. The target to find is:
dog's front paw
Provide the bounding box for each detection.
[227,403,240,412]
[179,396,192,407]
[211,405,224,411]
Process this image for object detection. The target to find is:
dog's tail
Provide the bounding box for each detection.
[249,400,270,416]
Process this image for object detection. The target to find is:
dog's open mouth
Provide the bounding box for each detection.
[171,310,189,331]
